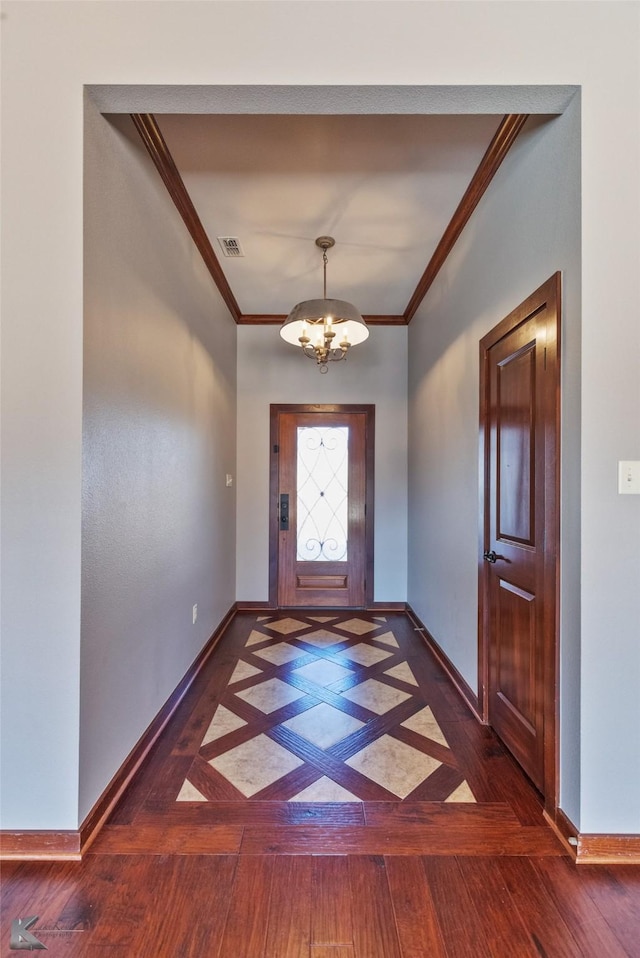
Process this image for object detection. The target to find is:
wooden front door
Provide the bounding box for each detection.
[479,274,560,800]
[270,405,374,608]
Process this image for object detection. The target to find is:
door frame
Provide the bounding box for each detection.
[269,403,375,609]
[478,273,561,810]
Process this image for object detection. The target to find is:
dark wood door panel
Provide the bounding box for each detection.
[479,274,560,805]
[270,405,374,609]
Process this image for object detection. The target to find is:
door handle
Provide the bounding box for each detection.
[279,493,290,531]
[483,550,498,563]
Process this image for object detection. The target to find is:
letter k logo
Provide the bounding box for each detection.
[10,916,47,950]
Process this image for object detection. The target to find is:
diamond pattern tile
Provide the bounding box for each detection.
[375,631,400,648]
[346,735,441,798]
[175,614,477,805]
[446,780,476,803]
[282,703,364,748]
[384,662,418,686]
[177,780,207,802]
[297,629,346,648]
[235,677,306,714]
[229,661,262,684]
[253,642,307,666]
[289,777,361,802]
[339,618,380,635]
[246,629,271,647]
[402,705,449,748]
[201,705,247,746]
[341,678,412,715]
[265,617,307,635]
[292,659,354,686]
[209,734,303,797]
[338,643,393,667]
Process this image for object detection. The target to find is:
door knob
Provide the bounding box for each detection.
[483,550,498,563]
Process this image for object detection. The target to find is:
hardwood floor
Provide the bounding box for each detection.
[2,612,639,956]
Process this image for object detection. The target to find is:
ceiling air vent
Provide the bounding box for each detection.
[217,236,245,257]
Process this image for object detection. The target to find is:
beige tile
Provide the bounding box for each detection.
[445,780,476,803]
[384,662,418,686]
[228,660,263,684]
[372,616,387,622]
[293,659,354,687]
[297,629,346,648]
[257,616,270,621]
[176,779,208,802]
[338,618,379,635]
[374,631,400,648]
[282,703,364,748]
[246,629,271,647]
[265,617,307,635]
[289,777,361,802]
[209,734,303,797]
[201,704,247,746]
[401,706,449,748]
[338,643,393,667]
[346,735,441,799]
[235,677,306,714]
[308,616,337,623]
[341,679,412,715]
[253,642,306,666]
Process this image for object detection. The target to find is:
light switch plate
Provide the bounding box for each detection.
[226,474,233,487]
[618,461,640,494]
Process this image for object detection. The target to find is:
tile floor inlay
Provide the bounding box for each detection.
[384,662,419,686]
[345,735,442,799]
[228,661,263,684]
[282,702,365,749]
[253,642,308,666]
[337,643,393,667]
[174,612,478,804]
[296,628,346,648]
[341,678,412,715]
[263,617,308,635]
[234,677,306,714]
[292,659,354,686]
[338,617,381,635]
[201,705,248,745]
[208,734,304,797]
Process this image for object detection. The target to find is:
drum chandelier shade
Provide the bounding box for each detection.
[279,237,369,373]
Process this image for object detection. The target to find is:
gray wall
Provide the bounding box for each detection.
[236,326,408,604]
[80,107,237,821]
[408,108,582,822]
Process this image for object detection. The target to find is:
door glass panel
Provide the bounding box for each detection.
[297,426,348,561]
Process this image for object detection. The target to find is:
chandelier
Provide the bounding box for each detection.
[279,236,369,373]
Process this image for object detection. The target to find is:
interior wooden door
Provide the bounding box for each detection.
[479,274,560,800]
[271,406,373,608]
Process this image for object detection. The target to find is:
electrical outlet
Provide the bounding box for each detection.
[192,603,198,624]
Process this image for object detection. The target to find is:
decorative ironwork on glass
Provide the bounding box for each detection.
[297,426,349,561]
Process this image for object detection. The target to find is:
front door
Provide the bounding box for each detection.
[479,274,560,801]
[270,405,374,608]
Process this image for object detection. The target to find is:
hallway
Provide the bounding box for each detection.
[2,611,639,956]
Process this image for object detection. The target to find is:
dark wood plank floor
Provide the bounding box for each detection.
[2,612,639,957]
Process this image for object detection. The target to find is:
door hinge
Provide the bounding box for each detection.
[364,503,367,516]
[273,444,279,454]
